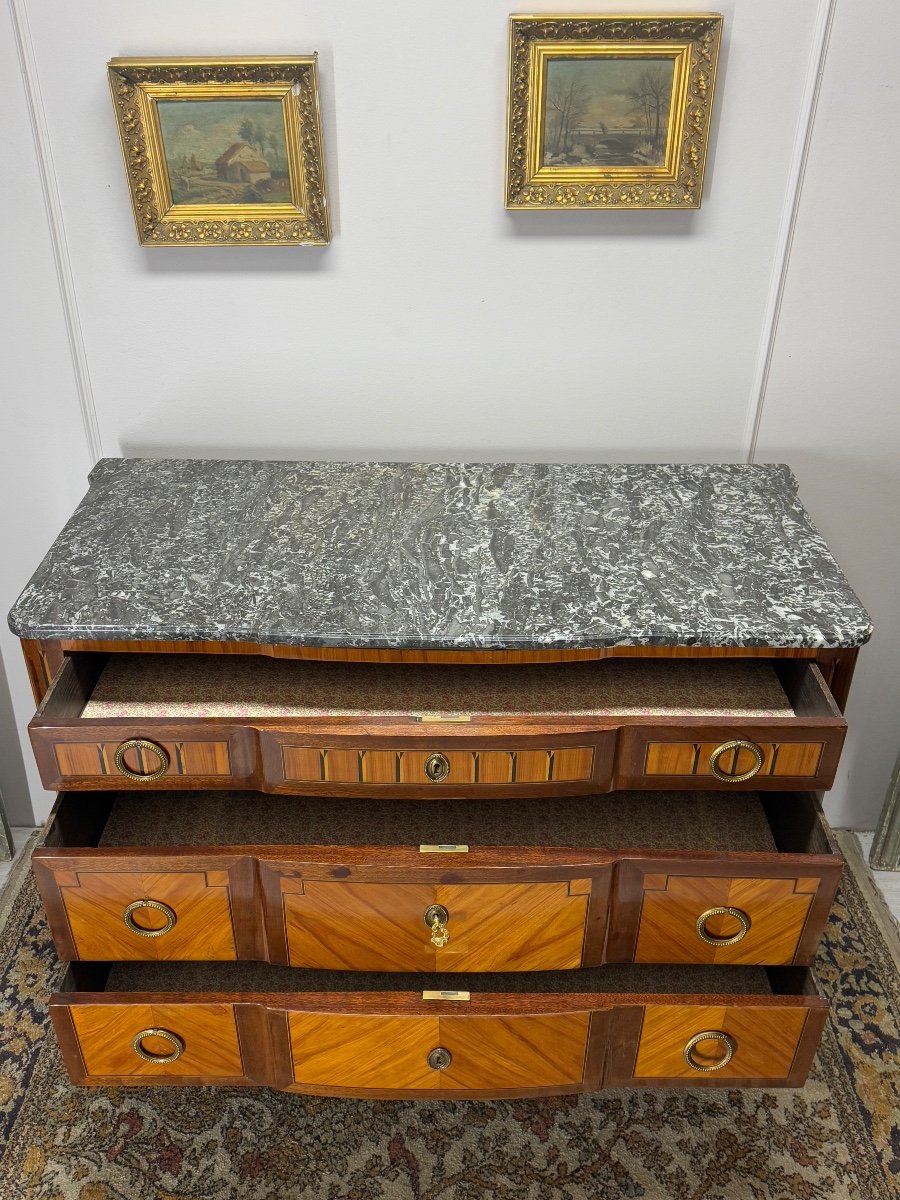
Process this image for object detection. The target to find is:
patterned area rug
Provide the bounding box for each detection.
[1,844,898,1200]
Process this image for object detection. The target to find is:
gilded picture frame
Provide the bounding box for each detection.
[107,57,330,246]
[505,14,722,210]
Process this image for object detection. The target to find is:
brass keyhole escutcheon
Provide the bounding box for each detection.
[708,739,764,783]
[683,1030,736,1072]
[114,738,170,782]
[696,906,751,946]
[131,1027,185,1064]
[424,753,451,783]
[424,903,450,948]
[123,898,177,938]
[427,1046,452,1071]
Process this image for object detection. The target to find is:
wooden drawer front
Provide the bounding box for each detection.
[29,655,845,795]
[278,744,596,788]
[633,874,818,966]
[48,869,237,961]
[643,741,824,781]
[632,1004,809,1082]
[52,964,826,1094]
[50,738,233,784]
[288,1011,591,1092]
[68,1002,244,1079]
[279,879,592,972]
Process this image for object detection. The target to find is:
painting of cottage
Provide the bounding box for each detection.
[215,143,272,184]
[157,99,292,205]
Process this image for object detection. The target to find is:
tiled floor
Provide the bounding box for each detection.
[856,831,900,924]
[0,827,38,892]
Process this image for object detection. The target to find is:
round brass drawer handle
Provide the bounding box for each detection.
[696,906,751,946]
[132,1027,185,1064]
[123,898,177,938]
[424,753,451,783]
[708,739,764,783]
[427,1046,452,1071]
[114,738,170,782]
[424,903,450,948]
[683,1030,736,1072]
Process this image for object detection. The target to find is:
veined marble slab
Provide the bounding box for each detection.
[7,459,872,649]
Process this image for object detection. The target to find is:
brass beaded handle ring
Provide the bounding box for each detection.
[132,1028,185,1064]
[683,1030,736,1072]
[708,738,764,783]
[695,906,751,946]
[427,1047,452,1071]
[424,753,451,783]
[123,898,177,938]
[114,738,170,782]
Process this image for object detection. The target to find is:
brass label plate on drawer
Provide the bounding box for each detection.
[419,844,469,853]
[413,714,472,723]
[422,991,471,1001]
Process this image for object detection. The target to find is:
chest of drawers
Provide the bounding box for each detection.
[8,460,871,1098]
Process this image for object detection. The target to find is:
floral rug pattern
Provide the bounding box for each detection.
[0,858,897,1200]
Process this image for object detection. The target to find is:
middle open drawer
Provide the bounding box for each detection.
[34,789,842,970]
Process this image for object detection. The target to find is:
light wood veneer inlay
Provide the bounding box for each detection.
[281,879,592,972]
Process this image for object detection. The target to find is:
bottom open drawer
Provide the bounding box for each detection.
[52,962,827,1098]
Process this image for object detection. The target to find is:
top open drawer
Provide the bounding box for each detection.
[29,653,847,795]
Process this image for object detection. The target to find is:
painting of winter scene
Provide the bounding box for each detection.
[157,99,291,205]
[542,57,677,168]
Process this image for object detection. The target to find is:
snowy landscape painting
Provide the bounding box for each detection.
[542,57,677,168]
[157,99,292,205]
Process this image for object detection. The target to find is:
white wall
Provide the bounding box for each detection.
[1,0,894,827]
[0,1,96,824]
[756,0,900,827]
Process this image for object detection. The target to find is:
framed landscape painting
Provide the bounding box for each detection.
[108,57,330,245]
[506,15,723,210]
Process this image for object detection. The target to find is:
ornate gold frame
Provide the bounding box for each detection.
[506,15,722,210]
[107,57,330,246]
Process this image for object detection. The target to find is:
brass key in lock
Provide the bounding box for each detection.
[424,903,450,948]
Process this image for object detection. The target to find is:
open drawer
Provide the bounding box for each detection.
[51,961,828,1097]
[33,789,842,970]
[28,653,847,795]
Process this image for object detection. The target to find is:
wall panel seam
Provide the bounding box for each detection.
[7,0,103,463]
[742,0,838,463]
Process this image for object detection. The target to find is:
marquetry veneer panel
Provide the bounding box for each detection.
[644,741,824,779]
[53,740,232,781]
[634,875,818,965]
[56,870,237,961]
[280,879,592,972]
[280,746,595,786]
[633,1004,809,1080]
[288,1011,591,1091]
[69,1002,244,1079]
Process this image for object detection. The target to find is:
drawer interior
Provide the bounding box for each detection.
[43,788,834,856]
[64,960,816,997]
[55,652,817,720]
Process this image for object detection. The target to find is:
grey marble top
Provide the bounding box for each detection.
[7,459,872,650]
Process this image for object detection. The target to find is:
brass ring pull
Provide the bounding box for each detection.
[424,903,450,948]
[683,1030,736,1072]
[696,906,751,946]
[427,1046,452,1071]
[424,752,451,783]
[123,898,177,938]
[114,738,170,782]
[708,739,764,783]
[132,1028,185,1064]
